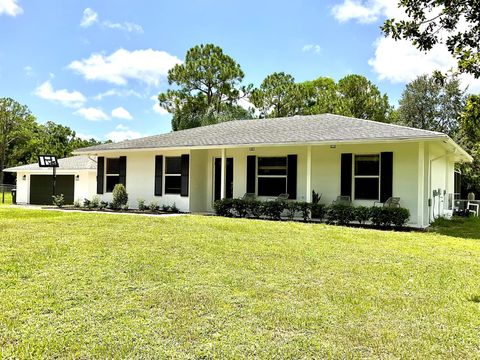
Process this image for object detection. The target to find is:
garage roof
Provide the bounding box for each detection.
[3,155,97,172]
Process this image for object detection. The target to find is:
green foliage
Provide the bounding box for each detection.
[297,202,312,222]
[354,206,371,224]
[161,204,171,212]
[149,201,159,212]
[52,194,65,208]
[336,75,393,123]
[158,44,253,131]
[327,204,355,225]
[73,199,82,208]
[251,72,302,118]
[370,207,410,228]
[311,203,326,220]
[247,200,263,219]
[213,198,234,217]
[137,199,147,211]
[90,196,101,209]
[286,202,300,220]
[395,74,466,137]
[299,77,350,115]
[262,200,286,220]
[312,190,321,205]
[232,198,249,218]
[170,203,180,213]
[382,1,480,78]
[112,184,128,210]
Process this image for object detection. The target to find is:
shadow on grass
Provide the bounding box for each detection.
[431,216,480,240]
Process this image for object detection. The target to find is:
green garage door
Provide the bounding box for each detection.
[30,175,75,205]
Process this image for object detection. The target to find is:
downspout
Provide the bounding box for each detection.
[428,147,456,223]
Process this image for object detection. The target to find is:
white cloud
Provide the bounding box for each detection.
[76,132,98,140]
[106,124,142,142]
[69,48,182,86]
[24,65,34,77]
[302,44,321,53]
[80,8,98,27]
[332,0,403,24]
[93,88,142,100]
[74,107,110,121]
[0,0,22,17]
[35,80,86,108]
[111,106,133,120]
[368,37,480,93]
[150,95,169,115]
[80,7,142,33]
[103,21,143,33]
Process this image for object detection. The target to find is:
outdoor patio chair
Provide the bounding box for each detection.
[467,202,479,217]
[374,197,401,208]
[267,193,290,202]
[242,193,257,201]
[332,195,351,206]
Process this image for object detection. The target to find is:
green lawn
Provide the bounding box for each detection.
[1,208,480,358]
[0,192,11,205]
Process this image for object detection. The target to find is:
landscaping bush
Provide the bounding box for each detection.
[161,204,171,212]
[90,196,101,209]
[286,202,300,220]
[311,203,326,221]
[98,201,108,210]
[232,198,249,218]
[52,194,65,208]
[170,203,180,213]
[74,199,82,208]
[327,204,355,225]
[112,184,128,210]
[354,206,371,224]
[370,206,410,228]
[213,198,234,217]
[297,202,311,222]
[262,200,286,220]
[247,200,263,218]
[149,201,160,212]
[138,199,148,211]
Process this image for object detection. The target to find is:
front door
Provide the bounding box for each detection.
[214,158,233,201]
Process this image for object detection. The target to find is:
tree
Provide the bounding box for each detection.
[457,95,480,196]
[382,1,480,78]
[250,72,302,118]
[158,44,252,130]
[337,75,393,122]
[395,74,466,137]
[0,98,36,184]
[299,76,350,115]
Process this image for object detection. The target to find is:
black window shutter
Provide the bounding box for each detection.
[180,154,189,197]
[380,152,393,203]
[246,155,256,194]
[154,155,163,196]
[340,153,352,198]
[119,156,127,186]
[96,156,104,195]
[287,155,297,199]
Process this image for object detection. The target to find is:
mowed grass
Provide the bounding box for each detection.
[0,192,11,205]
[1,208,480,358]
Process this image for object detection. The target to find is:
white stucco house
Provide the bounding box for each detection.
[4,114,472,227]
[3,155,97,205]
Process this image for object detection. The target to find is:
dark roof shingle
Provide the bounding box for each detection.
[75,114,446,153]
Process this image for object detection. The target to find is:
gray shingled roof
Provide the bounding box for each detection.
[75,114,446,153]
[3,155,97,172]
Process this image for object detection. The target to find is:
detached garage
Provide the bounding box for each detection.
[3,156,97,205]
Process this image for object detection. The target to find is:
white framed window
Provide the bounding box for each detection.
[354,154,380,200]
[105,158,120,193]
[164,157,181,194]
[257,157,287,196]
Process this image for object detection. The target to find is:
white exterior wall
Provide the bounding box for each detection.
[13,170,96,205]
[96,150,191,212]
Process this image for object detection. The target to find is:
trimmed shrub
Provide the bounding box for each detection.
[138,199,148,211]
[90,196,101,209]
[327,204,355,225]
[390,207,410,227]
[297,202,311,222]
[213,198,234,217]
[161,204,171,212]
[74,199,82,208]
[232,198,249,218]
[263,201,286,220]
[98,201,108,210]
[149,201,160,212]
[52,194,65,208]
[112,184,128,210]
[311,203,326,221]
[247,200,263,218]
[286,202,300,220]
[354,206,371,224]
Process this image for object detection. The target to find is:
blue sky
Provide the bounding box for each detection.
[1,0,477,142]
